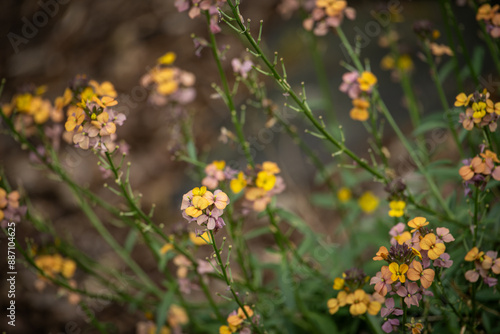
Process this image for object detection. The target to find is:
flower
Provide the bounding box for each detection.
[373,246,389,261]
[465,247,483,262]
[230,172,247,194]
[388,200,406,217]
[185,196,210,218]
[350,98,370,121]
[407,260,435,289]
[255,171,276,191]
[380,297,403,318]
[389,223,411,246]
[434,253,453,268]
[327,298,340,314]
[358,191,379,213]
[455,92,472,107]
[389,262,408,283]
[337,187,352,202]
[346,289,368,316]
[231,58,253,79]
[407,216,429,233]
[397,282,422,307]
[382,318,400,333]
[419,233,445,260]
[435,227,455,243]
[190,231,209,246]
[158,51,176,65]
[333,277,345,290]
[357,71,378,92]
[339,71,361,99]
[370,266,394,296]
[459,157,485,181]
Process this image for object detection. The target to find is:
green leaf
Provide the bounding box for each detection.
[155,285,175,333]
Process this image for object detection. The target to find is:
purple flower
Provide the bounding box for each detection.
[397,282,422,307]
[381,298,403,318]
[434,253,453,268]
[231,58,254,79]
[382,318,400,333]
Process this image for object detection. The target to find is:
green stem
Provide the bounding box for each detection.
[422,42,464,158]
[209,230,264,334]
[402,299,407,333]
[205,10,254,168]
[224,1,386,182]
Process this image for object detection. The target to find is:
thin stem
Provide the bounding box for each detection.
[205,10,254,167]
[422,42,464,158]
[209,230,264,334]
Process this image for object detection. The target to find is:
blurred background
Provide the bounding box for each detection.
[0,0,487,332]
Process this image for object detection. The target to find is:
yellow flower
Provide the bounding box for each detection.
[397,54,414,72]
[337,187,352,202]
[454,92,472,107]
[388,262,408,283]
[419,233,445,260]
[407,216,429,233]
[219,325,234,334]
[80,87,95,102]
[92,95,118,109]
[255,171,276,191]
[189,231,209,246]
[192,186,207,197]
[262,161,281,174]
[358,191,379,213]
[213,160,226,170]
[327,298,340,314]
[333,277,345,290]
[380,55,395,70]
[185,196,210,218]
[65,107,85,132]
[471,101,486,119]
[346,289,368,316]
[227,314,243,327]
[158,52,177,65]
[388,200,406,217]
[15,93,33,113]
[89,80,117,98]
[357,71,377,91]
[465,247,484,262]
[61,259,76,278]
[168,304,189,328]
[486,99,500,115]
[230,172,247,194]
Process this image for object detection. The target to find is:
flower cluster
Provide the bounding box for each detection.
[477,4,500,38]
[229,161,285,212]
[327,268,383,317]
[175,0,226,33]
[303,0,356,36]
[137,305,189,334]
[1,85,62,128]
[0,184,26,228]
[371,217,454,333]
[141,52,196,107]
[34,253,76,280]
[459,149,500,193]
[456,89,499,131]
[202,160,237,189]
[181,186,229,232]
[339,71,377,121]
[464,247,500,287]
[62,77,126,151]
[219,306,256,334]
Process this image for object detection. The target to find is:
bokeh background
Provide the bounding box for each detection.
[0,0,486,332]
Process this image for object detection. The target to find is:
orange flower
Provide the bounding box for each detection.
[419,233,445,260]
[373,246,389,261]
[465,247,484,262]
[407,217,429,233]
[459,157,485,181]
[407,260,435,289]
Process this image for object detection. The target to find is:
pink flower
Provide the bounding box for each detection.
[231,58,254,79]
[396,282,422,307]
[370,266,394,296]
[435,227,455,243]
[339,71,361,99]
